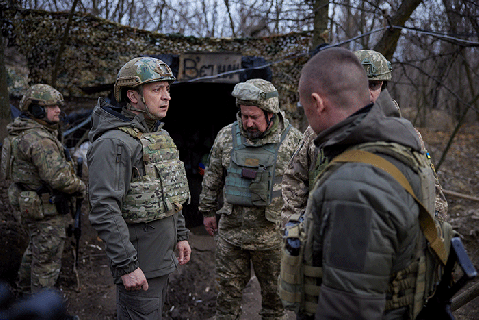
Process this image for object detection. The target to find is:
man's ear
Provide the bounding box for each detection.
[267,112,274,122]
[126,90,139,104]
[311,92,326,115]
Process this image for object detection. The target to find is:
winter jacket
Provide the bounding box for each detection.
[307,90,433,319]
[87,98,189,283]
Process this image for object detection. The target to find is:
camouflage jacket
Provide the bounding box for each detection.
[6,115,85,207]
[87,98,189,282]
[414,128,449,221]
[281,125,318,225]
[199,112,303,250]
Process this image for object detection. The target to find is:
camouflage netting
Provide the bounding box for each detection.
[4,8,313,118]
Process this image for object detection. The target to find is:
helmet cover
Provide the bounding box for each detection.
[232,78,280,113]
[19,84,64,112]
[354,50,392,81]
[114,57,176,102]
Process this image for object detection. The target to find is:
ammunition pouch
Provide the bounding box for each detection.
[17,183,70,219]
[19,191,44,220]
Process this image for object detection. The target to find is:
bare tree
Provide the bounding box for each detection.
[373,0,423,60]
[51,0,80,87]
[0,0,14,137]
[311,0,329,49]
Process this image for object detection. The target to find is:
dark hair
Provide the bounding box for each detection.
[300,47,370,109]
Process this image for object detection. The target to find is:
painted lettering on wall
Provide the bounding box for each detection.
[178,53,242,83]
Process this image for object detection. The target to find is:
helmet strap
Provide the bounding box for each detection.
[265,111,275,128]
[140,95,161,120]
[126,90,160,120]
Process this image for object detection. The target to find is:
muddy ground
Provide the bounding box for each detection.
[1,120,479,319]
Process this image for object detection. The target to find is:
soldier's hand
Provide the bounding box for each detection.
[203,216,217,236]
[121,268,149,291]
[177,240,191,265]
[73,182,87,199]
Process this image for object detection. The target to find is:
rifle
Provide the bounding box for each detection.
[416,237,477,320]
[72,157,83,292]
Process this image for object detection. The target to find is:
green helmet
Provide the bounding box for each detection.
[114,57,176,102]
[354,50,392,81]
[231,78,280,113]
[19,84,64,113]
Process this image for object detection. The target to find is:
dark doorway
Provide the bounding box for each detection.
[163,82,237,227]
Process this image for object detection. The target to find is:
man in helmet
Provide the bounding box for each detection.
[1,84,86,295]
[354,49,392,102]
[199,78,303,320]
[87,57,191,320]
[354,49,448,222]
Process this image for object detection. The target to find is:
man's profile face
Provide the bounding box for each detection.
[45,105,61,123]
[368,80,383,103]
[240,105,272,139]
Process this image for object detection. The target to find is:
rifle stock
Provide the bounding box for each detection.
[416,237,477,320]
[73,157,83,268]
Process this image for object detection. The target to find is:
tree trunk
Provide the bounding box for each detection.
[311,0,329,49]
[51,0,80,88]
[373,0,423,60]
[0,12,11,140]
[224,0,236,37]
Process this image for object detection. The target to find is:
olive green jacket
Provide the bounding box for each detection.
[87,98,189,283]
[308,91,431,319]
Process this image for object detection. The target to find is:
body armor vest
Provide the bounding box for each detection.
[279,142,453,318]
[119,127,190,224]
[224,122,290,207]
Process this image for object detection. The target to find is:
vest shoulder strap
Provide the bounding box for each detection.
[118,126,143,139]
[330,149,448,265]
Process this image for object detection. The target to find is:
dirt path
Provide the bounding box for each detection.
[61,225,295,320]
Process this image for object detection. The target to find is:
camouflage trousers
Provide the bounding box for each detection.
[17,214,68,294]
[215,236,285,320]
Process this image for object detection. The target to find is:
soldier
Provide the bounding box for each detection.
[354,49,448,221]
[281,47,451,319]
[281,49,448,226]
[87,57,191,320]
[199,78,303,320]
[1,84,86,295]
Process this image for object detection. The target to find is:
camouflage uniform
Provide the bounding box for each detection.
[414,128,449,221]
[1,84,86,294]
[281,126,317,224]
[199,79,303,320]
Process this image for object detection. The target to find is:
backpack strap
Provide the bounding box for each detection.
[330,149,448,265]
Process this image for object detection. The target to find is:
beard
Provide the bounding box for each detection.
[245,128,263,140]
